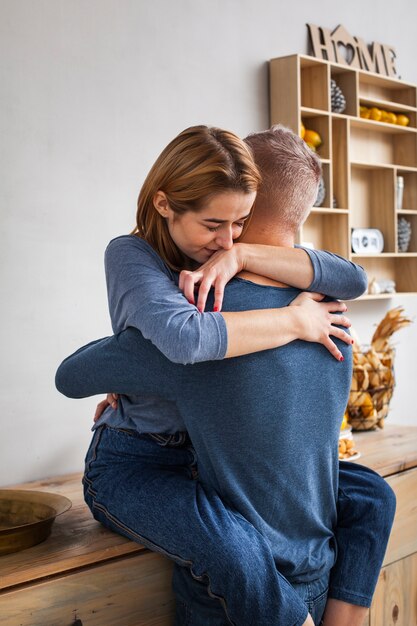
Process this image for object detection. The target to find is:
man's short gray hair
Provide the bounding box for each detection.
[244,125,321,233]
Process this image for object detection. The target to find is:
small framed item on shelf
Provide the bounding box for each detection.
[351,228,384,254]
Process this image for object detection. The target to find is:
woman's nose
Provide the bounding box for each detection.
[215,227,234,250]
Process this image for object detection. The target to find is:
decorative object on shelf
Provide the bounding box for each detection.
[396,175,404,211]
[302,125,322,152]
[314,176,326,207]
[0,490,72,555]
[347,307,412,430]
[360,106,409,126]
[351,228,384,254]
[368,277,396,295]
[397,217,412,252]
[331,79,346,113]
[307,24,397,77]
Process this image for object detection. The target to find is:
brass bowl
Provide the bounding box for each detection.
[0,490,72,556]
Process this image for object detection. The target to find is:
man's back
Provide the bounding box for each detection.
[177,277,352,582]
[56,275,352,583]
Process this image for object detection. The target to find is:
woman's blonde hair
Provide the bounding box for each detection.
[132,125,261,270]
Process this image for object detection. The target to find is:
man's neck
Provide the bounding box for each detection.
[238,229,295,287]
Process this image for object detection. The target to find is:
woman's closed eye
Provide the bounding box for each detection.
[207,222,245,233]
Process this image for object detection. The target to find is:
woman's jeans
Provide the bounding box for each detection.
[83,425,396,626]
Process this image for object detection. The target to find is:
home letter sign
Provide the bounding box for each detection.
[307,24,397,77]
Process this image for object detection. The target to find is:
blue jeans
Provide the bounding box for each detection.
[330,461,396,607]
[173,564,330,626]
[83,426,395,626]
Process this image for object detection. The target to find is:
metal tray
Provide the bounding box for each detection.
[0,489,72,556]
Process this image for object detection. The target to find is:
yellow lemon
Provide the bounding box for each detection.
[305,141,316,152]
[304,129,322,148]
[340,412,349,430]
[300,122,306,139]
[381,110,397,124]
[370,107,382,121]
[396,114,410,126]
[360,106,371,119]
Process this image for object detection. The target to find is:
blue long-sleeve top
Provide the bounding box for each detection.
[105,235,367,365]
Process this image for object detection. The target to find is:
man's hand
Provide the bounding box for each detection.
[179,246,243,313]
[93,393,119,422]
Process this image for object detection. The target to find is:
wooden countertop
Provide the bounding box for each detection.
[0,473,145,593]
[1,424,416,594]
[352,424,417,477]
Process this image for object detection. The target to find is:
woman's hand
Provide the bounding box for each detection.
[93,393,119,422]
[289,292,353,361]
[179,246,243,313]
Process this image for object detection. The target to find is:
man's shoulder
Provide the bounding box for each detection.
[222,277,300,312]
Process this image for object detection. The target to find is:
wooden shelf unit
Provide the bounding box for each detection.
[270,54,417,298]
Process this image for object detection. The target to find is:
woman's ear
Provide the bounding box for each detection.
[153,191,170,217]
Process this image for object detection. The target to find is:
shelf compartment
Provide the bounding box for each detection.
[359,98,416,130]
[358,73,416,108]
[397,213,417,253]
[350,123,417,168]
[300,56,329,111]
[358,105,416,130]
[330,66,358,117]
[301,113,331,160]
[300,212,349,257]
[353,256,417,294]
[313,161,332,209]
[332,117,349,209]
[397,170,417,211]
[350,166,396,252]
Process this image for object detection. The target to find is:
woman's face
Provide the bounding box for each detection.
[156,191,256,264]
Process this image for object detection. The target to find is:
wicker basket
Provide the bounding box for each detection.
[347,347,395,431]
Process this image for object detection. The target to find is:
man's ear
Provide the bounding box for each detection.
[153,191,170,217]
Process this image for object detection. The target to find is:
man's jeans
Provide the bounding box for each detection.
[173,564,330,626]
[83,425,396,626]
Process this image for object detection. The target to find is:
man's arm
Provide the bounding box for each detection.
[55,329,178,400]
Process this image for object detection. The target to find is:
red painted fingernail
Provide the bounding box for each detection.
[351,339,354,344]
[198,307,203,313]
[340,356,344,361]
[188,299,195,305]
[214,306,220,312]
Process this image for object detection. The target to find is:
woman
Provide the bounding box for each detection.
[57,125,381,626]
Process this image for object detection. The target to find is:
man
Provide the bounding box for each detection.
[57,126,395,626]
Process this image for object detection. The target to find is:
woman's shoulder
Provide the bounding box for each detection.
[105,235,175,277]
[106,234,154,255]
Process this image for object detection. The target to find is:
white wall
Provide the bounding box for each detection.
[1,0,417,485]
